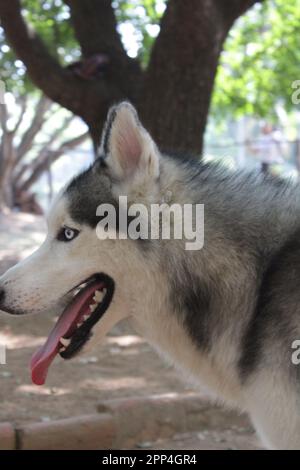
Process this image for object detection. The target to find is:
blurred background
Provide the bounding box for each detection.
[0,0,299,449]
[1,0,300,213]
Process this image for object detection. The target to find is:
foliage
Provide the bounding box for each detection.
[1,0,300,122]
[113,0,164,66]
[0,0,165,95]
[212,0,300,119]
[0,0,78,95]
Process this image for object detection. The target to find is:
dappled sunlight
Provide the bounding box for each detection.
[80,376,147,392]
[0,331,45,349]
[105,335,151,356]
[16,384,71,396]
[107,335,145,347]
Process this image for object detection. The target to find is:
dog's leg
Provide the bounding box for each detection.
[245,371,300,449]
[250,410,300,450]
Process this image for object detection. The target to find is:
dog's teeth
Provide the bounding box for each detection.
[83,315,89,321]
[89,304,97,313]
[93,290,104,302]
[60,337,71,347]
[77,322,83,328]
[59,346,66,353]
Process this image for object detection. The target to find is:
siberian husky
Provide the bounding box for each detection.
[1,102,300,449]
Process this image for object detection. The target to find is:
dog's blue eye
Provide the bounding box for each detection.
[57,227,79,242]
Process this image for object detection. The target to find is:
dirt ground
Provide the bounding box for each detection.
[0,212,261,449]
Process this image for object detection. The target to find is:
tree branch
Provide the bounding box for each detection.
[0,0,98,120]
[215,0,265,27]
[16,95,52,163]
[0,0,142,144]
[63,0,143,135]
[0,0,116,126]
[38,114,74,151]
[17,131,89,192]
[13,114,74,185]
[64,0,127,60]
[0,102,14,170]
[11,95,27,135]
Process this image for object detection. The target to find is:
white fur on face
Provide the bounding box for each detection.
[0,103,162,353]
[0,196,130,321]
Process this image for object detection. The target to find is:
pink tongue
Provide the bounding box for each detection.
[30,281,104,385]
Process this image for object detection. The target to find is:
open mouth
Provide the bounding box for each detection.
[30,273,115,386]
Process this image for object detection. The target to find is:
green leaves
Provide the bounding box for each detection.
[0,0,165,95]
[2,0,297,122]
[0,0,77,96]
[22,0,76,62]
[212,0,300,120]
[114,0,164,65]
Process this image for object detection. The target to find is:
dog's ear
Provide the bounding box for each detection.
[100,102,159,181]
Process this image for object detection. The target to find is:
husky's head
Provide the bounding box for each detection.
[0,102,164,385]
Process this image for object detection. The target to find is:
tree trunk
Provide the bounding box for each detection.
[0,177,14,208]
[138,1,227,155]
[0,0,263,155]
